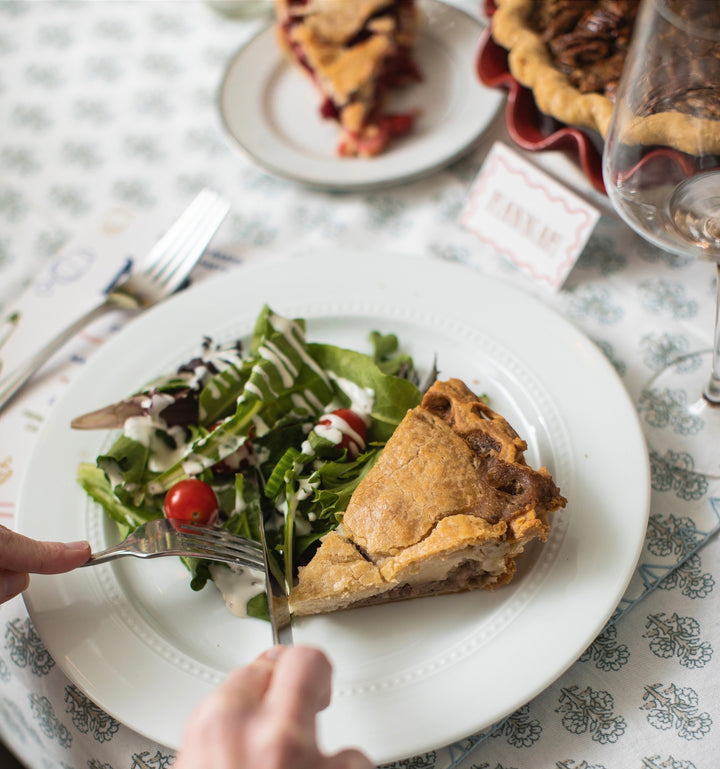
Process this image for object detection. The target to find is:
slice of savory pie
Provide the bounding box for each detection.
[290,378,567,616]
[274,0,422,157]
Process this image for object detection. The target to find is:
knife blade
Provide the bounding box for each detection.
[258,512,294,646]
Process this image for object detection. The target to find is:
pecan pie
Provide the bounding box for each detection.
[290,378,567,616]
[274,0,421,157]
[491,0,640,138]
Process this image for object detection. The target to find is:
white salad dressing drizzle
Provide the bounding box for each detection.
[99,460,125,490]
[220,439,252,472]
[304,375,375,455]
[260,340,299,387]
[290,391,321,415]
[124,416,190,472]
[268,314,333,388]
[247,362,277,399]
[187,364,210,389]
[302,389,325,413]
[208,563,265,618]
[314,413,363,449]
[200,345,244,381]
[277,467,318,534]
[253,444,271,464]
[202,363,243,402]
[248,412,269,437]
[181,453,214,477]
[294,475,319,534]
[145,392,175,418]
[123,391,193,473]
[211,347,244,368]
[329,374,375,417]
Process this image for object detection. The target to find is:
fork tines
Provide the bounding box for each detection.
[176,523,264,568]
[145,189,230,285]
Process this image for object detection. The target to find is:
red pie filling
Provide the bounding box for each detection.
[280,3,421,156]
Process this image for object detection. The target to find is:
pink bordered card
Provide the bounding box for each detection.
[461,142,600,291]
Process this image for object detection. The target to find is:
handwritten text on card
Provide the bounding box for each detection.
[461,142,600,291]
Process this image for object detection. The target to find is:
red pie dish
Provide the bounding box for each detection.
[476,6,606,194]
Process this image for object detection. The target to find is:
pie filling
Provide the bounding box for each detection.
[528,0,639,102]
[275,0,422,157]
[316,550,520,613]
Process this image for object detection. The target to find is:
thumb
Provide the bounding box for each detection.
[0,526,90,574]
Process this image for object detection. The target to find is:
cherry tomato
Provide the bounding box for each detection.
[164,479,219,525]
[316,408,368,458]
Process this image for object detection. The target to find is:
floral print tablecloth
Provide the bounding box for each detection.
[1,2,719,768]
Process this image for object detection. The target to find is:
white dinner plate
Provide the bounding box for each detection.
[217,0,504,190]
[18,252,650,764]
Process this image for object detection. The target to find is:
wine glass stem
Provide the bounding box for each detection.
[705,263,720,405]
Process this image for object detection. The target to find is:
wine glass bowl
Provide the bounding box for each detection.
[603,0,720,258]
[669,172,720,256]
[602,0,720,477]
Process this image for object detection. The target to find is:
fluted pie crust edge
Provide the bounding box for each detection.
[491,0,615,138]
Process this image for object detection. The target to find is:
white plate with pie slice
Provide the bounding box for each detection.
[217,0,504,190]
[17,252,650,764]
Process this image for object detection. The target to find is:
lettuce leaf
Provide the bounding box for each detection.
[77,463,158,537]
[308,342,421,441]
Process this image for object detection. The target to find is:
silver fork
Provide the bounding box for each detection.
[0,188,230,414]
[81,518,265,569]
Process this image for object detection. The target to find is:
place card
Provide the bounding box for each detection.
[461,142,600,290]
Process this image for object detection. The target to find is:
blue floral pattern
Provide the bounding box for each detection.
[5,618,54,676]
[643,613,713,669]
[64,685,121,743]
[641,683,712,740]
[579,625,630,672]
[556,686,627,744]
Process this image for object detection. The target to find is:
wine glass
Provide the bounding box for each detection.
[602,0,720,478]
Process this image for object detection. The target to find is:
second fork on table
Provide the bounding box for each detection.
[0,188,230,414]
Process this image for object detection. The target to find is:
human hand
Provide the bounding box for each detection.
[0,525,91,603]
[174,645,374,769]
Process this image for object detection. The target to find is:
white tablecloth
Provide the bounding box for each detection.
[0,2,718,768]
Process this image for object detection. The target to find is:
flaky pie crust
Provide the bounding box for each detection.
[491,0,616,138]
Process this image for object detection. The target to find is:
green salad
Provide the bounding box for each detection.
[76,305,424,619]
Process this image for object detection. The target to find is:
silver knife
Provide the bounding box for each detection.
[258,514,294,646]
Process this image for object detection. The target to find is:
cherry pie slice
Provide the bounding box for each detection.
[274,0,422,157]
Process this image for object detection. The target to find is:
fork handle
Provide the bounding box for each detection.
[0,297,121,414]
[81,546,135,566]
[82,550,265,569]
